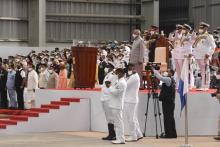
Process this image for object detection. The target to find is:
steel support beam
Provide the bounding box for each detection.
[47,13,142,19]
[28,0,46,47]
[47,0,141,5]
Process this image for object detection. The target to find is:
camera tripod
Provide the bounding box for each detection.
[143,88,164,139]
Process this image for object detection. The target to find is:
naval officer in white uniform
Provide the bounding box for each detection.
[123,63,143,142]
[108,67,127,144]
[100,63,117,140]
[193,22,216,90]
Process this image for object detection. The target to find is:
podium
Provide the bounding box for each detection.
[71,47,98,88]
[155,36,170,71]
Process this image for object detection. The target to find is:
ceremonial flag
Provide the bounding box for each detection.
[178,58,189,112]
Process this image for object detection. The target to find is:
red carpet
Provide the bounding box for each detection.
[47,88,217,94]
[0,98,81,129]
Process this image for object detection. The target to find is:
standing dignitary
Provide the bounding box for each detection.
[38,64,49,89]
[193,22,216,90]
[98,53,108,85]
[130,29,146,89]
[172,24,194,87]
[58,62,68,88]
[124,63,143,142]
[27,64,38,108]
[6,64,17,109]
[101,63,117,140]
[47,65,59,89]
[15,63,26,110]
[154,68,177,138]
[0,62,8,108]
[109,68,127,144]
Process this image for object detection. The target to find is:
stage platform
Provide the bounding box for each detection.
[33,88,220,136]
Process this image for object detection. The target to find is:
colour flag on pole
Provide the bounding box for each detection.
[178,58,189,112]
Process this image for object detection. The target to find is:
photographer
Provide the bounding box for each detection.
[153,68,177,139]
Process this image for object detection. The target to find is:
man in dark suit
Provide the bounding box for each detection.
[0,62,8,108]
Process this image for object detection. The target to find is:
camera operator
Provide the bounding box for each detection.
[210,70,220,141]
[153,68,177,138]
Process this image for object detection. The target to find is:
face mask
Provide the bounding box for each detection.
[128,71,133,75]
[163,72,168,77]
[28,68,32,72]
[182,30,186,34]
[104,68,109,73]
[216,75,220,79]
[118,56,123,60]
[66,54,70,57]
[8,69,12,72]
[48,70,53,74]
[150,31,155,35]
[199,29,204,34]
[15,59,20,62]
[132,34,137,39]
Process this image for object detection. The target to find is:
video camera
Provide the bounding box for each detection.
[145,62,161,71]
[144,62,161,90]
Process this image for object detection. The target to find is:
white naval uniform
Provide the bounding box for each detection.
[169,32,193,86]
[193,33,216,89]
[100,71,117,124]
[109,77,127,143]
[26,69,38,108]
[124,73,143,140]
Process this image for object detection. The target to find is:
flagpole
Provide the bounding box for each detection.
[180,59,192,147]
[185,95,189,145]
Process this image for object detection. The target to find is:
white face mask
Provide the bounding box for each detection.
[8,69,12,72]
[118,56,123,60]
[104,68,109,73]
[28,68,32,72]
[132,34,137,39]
[199,29,204,34]
[163,72,168,77]
[182,30,186,34]
[216,75,220,79]
[150,31,155,35]
[48,70,53,74]
[128,70,133,75]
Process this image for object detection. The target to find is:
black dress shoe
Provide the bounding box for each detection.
[160,135,177,139]
[137,137,143,141]
[214,136,220,140]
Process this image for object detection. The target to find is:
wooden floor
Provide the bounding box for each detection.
[0,132,219,147]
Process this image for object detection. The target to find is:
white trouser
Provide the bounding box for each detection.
[26,90,36,108]
[196,59,210,89]
[102,101,114,124]
[123,103,143,139]
[112,108,125,142]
